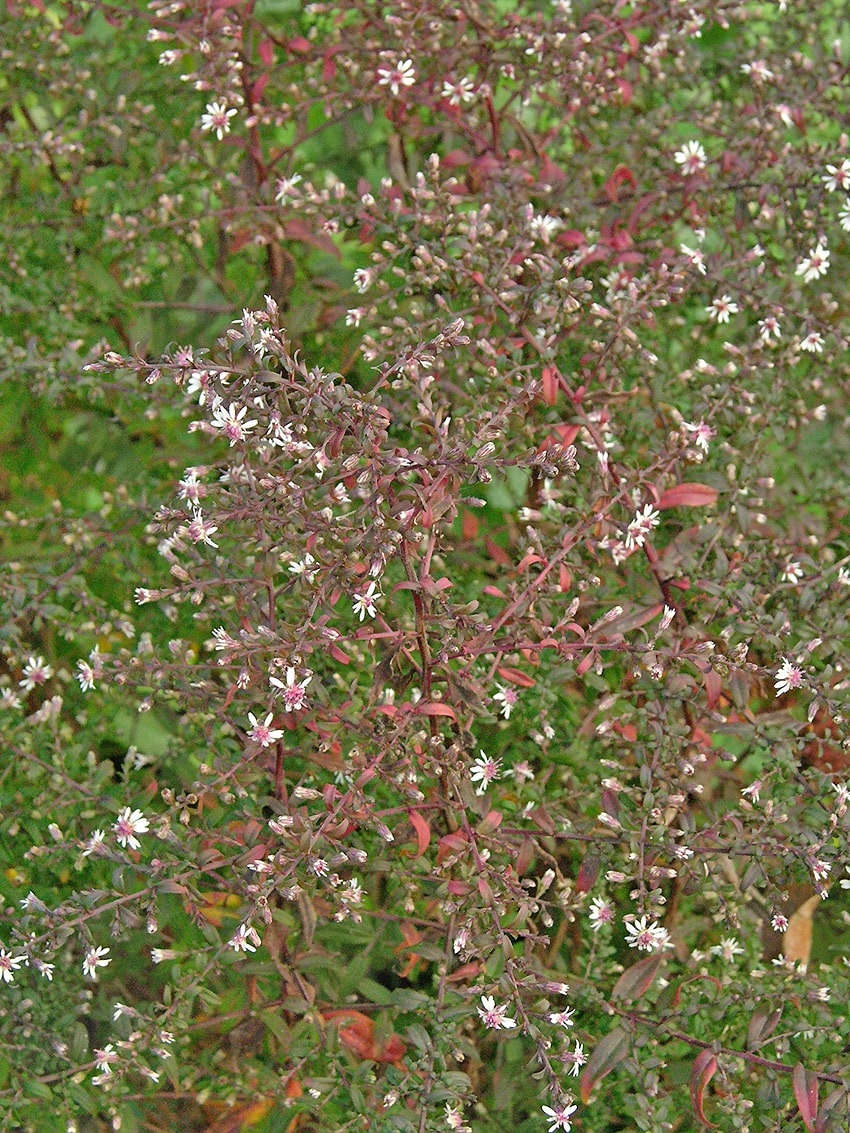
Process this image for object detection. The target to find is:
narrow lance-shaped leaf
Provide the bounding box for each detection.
[579,1026,630,1104]
[793,1063,819,1132]
[690,1048,718,1127]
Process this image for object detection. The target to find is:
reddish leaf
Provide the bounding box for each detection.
[703,667,722,709]
[671,974,722,1008]
[258,39,275,65]
[580,1026,630,1103]
[496,666,537,688]
[657,483,719,510]
[324,1010,406,1065]
[576,652,595,676]
[462,509,478,539]
[558,565,571,592]
[407,810,430,857]
[793,1064,819,1132]
[329,643,350,664]
[516,837,535,876]
[611,954,664,1001]
[287,35,311,53]
[690,1049,718,1127]
[416,701,457,721]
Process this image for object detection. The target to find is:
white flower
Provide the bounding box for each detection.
[228,923,261,953]
[352,581,381,621]
[19,655,53,691]
[376,58,416,96]
[674,140,707,175]
[774,658,804,696]
[477,995,517,1029]
[0,950,25,984]
[94,1045,118,1074]
[83,945,112,980]
[199,100,237,140]
[588,896,615,931]
[706,294,740,323]
[492,684,519,719]
[441,77,476,106]
[469,750,502,795]
[781,560,803,584]
[680,243,706,274]
[542,1101,577,1132]
[625,503,660,550]
[269,667,312,712]
[823,159,850,192]
[624,915,672,952]
[210,401,259,445]
[247,711,285,747]
[113,807,150,850]
[795,242,829,283]
[82,829,107,857]
[274,174,303,202]
[839,198,850,233]
[548,1008,575,1028]
[710,936,744,961]
[800,331,824,353]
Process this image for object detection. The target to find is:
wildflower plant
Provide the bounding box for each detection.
[1,1,850,1131]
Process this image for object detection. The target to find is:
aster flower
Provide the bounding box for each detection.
[548,1008,575,1028]
[469,750,502,795]
[247,711,285,747]
[710,937,744,961]
[113,807,150,850]
[492,684,519,719]
[823,159,850,192]
[795,242,829,283]
[210,401,259,445]
[624,915,672,953]
[774,658,804,696]
[200,100,237,140]
[352,581,381,621]
[674,140,707,174]
[800,331,824,353]
[565,1041,586,1076]
[82,945,111,980]
[228,923,261,953]
[477,995,517,1029]
[441,76,476,106]
[588,895,616,931]
[706,294,740,323]
[94,1045,119,1075]
[0,949,25,984]
[376,58,416,96]
[269,667,312,712]
[542,1101,577,1132]
[19,656,53,691]
[625,503,660,550]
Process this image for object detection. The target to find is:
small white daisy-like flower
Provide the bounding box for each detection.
[706,294,740,323]
[274,174,303,202]
[492,684,519,719]
[838,198,850,233]
[740,59,774,83]
[441,77,476,106]
[352,581,381,621]
[565,1040,586,1076]
[228,923,261,953]
[199,100,237,140]
[795,241,829,283]
[680,243,706,274]
[683,419,714,452]
[82,945,112,980]
[741,779,763,804]
[548,1007,575,1028]
[210,401,259,445]
[376,58,416,96]
[469,750,502,795]
[823,159,850,192]
[19,655,53,691]
[674,140,707,175]
[588,895,616,931]
[0,950,25,984]
[76,661,96,692]
[113,807,150,850]
[624,915,672,953]
[758,315,781,341]
[710,936,744,961]
[477,995,517,1029]
[781,560,803,584]
[774,657,804,696]
[800,331,824,353]
[247,711,285,747]
[625,503,660,550]
[771,913,789,933]
[269,667,312,712]
[542,1101,578,1132]
[94,1045,119,1075]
